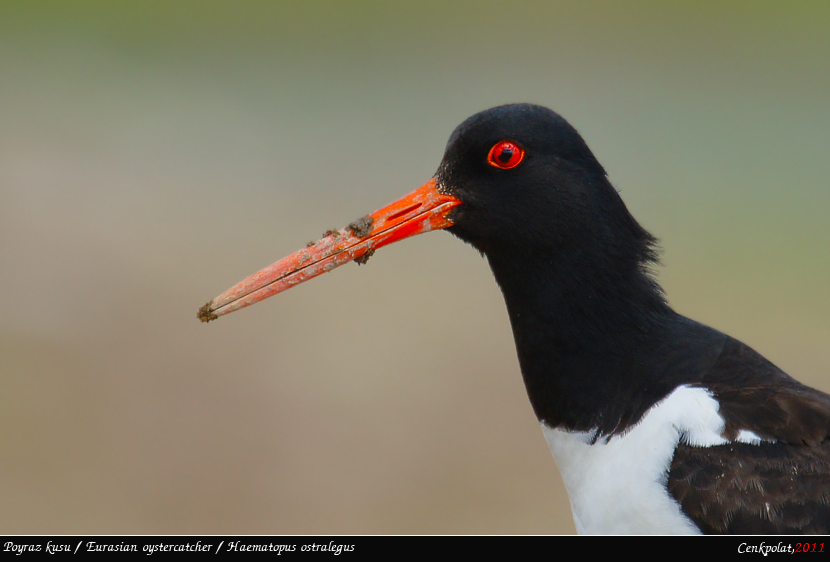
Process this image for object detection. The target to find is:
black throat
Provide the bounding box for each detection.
[472,183,725,436]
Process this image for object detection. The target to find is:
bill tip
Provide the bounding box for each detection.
[198,302,219,323]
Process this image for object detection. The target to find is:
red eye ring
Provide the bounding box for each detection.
[487,141,525,170]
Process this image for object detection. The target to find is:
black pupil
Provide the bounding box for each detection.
[498,147,513,163]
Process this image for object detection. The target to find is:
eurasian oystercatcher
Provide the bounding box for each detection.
[199,104,830,534]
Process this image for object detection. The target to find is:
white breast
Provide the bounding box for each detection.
[542,385,730,534]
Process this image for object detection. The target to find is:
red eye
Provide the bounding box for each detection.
[487,141,525,169]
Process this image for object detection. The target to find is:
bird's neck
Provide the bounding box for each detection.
[485,242,701,435]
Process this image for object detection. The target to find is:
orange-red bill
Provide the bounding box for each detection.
[198,178,462,322]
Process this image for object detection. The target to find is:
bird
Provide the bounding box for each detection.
[199,103,830,534]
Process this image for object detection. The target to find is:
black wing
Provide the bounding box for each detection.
[668,337,830,534]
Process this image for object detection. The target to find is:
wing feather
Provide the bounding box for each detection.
[668,337,830,534]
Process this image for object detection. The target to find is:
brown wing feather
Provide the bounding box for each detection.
[670,440,830,533]
[668,337,830,534]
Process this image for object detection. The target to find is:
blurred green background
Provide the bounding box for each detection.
[1,1,828,534]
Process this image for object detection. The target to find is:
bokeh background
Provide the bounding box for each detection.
[1,1,828,534]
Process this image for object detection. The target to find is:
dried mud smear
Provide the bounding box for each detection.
[348,216,374,238]
[354,248,375,265]
[198,302,218,323]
